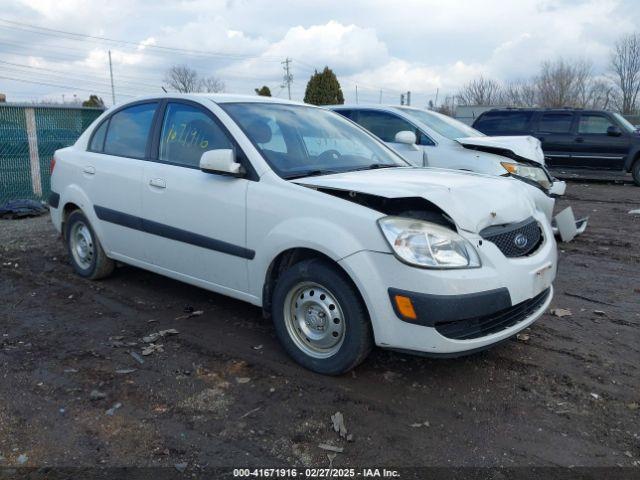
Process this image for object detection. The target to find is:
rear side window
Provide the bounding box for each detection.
[578,114,615,134]
[159,103,233,168]
[89,119,108,152]
[334,109,354,120]
[104,103,158,159]
[537,113,574,134]
[474,111,533,134]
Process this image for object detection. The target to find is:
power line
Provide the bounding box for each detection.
[281,58,293,100]
[0,74,134,98]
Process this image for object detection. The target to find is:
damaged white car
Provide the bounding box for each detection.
[329,105,587,240]
[50,95,556,374]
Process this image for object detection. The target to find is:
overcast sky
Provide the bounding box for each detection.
[0,0,638,106]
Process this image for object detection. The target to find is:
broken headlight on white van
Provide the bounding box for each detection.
[501,162,552,190]
[378,217,481,269]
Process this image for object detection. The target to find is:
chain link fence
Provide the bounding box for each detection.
[0,105,104,205]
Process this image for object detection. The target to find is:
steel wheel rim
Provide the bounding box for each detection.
[283,281,346,359]
[70,221,94,270]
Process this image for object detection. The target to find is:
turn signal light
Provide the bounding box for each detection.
[394,295,417,320]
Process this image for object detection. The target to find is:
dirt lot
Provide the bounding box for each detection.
[0,183,638,473]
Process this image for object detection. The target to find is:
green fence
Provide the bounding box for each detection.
[0,105,104,205]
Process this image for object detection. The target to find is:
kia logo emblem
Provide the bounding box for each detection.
[514,233,528,249]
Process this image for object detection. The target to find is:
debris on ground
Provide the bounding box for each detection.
[174,462,188,473]
[590,393,600,400]
[235,377,251,384]
[409,421,430,428]
[318,443,343,453]
[115,368,137,375]
[175,310,204,320]
[16,454,28,465]
[551,308,572,317]
[142,329,179,343]
[516,333,530,342]
[252,344,263,350]
[63,368,78,373]
[89,390,107,401]
[141,344,164,356]
[628,209,640,215]
[593,310,606,316]
[327,453,337,468]
[129,351,145,365]
[0,199,47,219]
[331,411,348,439]
[240,407,261,419]
[105,402,122,416]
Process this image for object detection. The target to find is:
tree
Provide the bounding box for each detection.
[199,76,225,93]
[82,95,105,108]
[255,85,272,97]
[303,67,344,105]
[164,65,200,93]
[456,76,503,106]
[502,80,537,107]
[611,33,640,114]
[534,58,592,108]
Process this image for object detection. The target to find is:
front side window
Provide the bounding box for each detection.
[220,102,407,179]
[578,114,615,134]
[103,103,157,158]
[355,110,419,143]
[538,113,574,134]
[159,103,233,167]
[612,113,637,133]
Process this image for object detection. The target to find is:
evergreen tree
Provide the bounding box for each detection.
[303,67,344,105]
[255,86,272,97]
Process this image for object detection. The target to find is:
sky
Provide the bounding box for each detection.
[0,0,638,107]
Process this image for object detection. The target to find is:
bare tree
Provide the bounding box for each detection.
[535,58,593,108]
[502,80,537,107]
[456,76,503,106]
[611,33,640,114]
[199,76,225,93]
[164,65,200,93]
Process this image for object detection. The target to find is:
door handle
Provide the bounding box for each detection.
[575,137,584,143]
[149,178,166,189]
[83,166,96,175]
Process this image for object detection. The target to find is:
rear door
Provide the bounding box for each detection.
[85,101,159,261]
[532,112,576,168]
[572,113,629,170]
[140,100,251,293]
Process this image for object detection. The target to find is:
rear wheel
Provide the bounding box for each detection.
[65,210,114,280]
[271,259,373,375]
[632,159,640,187]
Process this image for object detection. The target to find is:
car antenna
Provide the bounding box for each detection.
[161,86,167,93]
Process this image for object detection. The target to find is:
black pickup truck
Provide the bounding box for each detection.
[472,108,640,185]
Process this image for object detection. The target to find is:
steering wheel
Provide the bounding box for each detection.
[317,149,342,163]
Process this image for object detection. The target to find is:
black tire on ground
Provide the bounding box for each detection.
[65,210,115,280]
[271,258,373,375]
[632,159,640,187]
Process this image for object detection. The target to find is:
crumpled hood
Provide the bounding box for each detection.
[293,167,537,233]
[456,135,545,165]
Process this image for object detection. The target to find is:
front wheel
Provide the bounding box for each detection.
[271,259,373,375]
[632,159,640,187]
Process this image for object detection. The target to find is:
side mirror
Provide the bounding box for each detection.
[607,125,622,137]
[199,149,244,176]
[395,130,417,145]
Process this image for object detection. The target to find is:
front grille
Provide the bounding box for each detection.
[435,288,551,340]
[480,217,542,258]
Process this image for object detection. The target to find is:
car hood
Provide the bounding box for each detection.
[456,135,545,165]
[293,167,537,233]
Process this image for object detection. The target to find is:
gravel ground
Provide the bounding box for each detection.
[0,182,638,474]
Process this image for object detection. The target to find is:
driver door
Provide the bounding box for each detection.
[141,100,251,293]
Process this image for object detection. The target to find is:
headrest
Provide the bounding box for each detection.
[248,119,272,144]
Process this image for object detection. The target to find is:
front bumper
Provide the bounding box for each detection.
[338,211,556,355]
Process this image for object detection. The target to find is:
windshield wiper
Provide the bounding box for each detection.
[284,169,341,180]
[352,163,398,171]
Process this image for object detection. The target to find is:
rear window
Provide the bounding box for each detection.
[103,103,158,159]
[537,113,574,134]
[473,111,533,134]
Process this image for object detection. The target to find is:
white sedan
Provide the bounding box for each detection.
[49,94,556,374]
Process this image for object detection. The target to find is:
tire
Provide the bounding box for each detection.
[65,210,115,280]
[632,159,640,187]
[271,259,373,375]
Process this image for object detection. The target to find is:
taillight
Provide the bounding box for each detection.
[50,156,56,174]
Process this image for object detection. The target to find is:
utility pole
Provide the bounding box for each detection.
[400,93,405,105]
[434,88,439,109]
[108,50,116,105]
[281,58,293,100]
[379,89,382,104]
[406,91,411,106]
[355,85,359,104]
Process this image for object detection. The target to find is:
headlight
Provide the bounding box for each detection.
[501,162,552,189]
[378,217,481,269]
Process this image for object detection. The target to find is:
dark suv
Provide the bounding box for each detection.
[472,109,640,185]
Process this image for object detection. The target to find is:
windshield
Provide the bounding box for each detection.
[219,102,408,179]
[399,107,483,140]
[612,113,638,133]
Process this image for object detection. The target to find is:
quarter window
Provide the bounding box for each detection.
[89,119,109,152]
[578,114,615,134]
[538,113,574,134]
[159,103,233,168]
[103,103,157,158]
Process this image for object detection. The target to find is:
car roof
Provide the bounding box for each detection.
[113,93,307,107]
[481,107,615,115]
